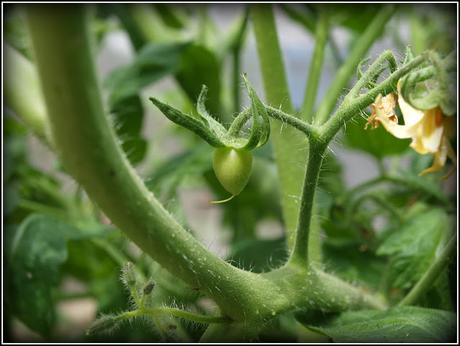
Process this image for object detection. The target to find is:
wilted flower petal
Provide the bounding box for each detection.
[365,81,456,177]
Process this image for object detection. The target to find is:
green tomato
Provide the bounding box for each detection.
[212,147,253,196]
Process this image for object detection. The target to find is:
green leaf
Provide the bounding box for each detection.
[377,205,452,290]
[344,115,410,159]
[8,214,101,336]
[153,4,188,29]
[105,42,190,104]
[279,4,316,32]
[63,229,131,314]
[322,242,387,291]
[145,143,212,198]
[105,42,192,164]
[308,306,456,342]
[282,4,384,34]
[110,95,147,164]
[4,7,33,60]
[241,75,271,150]
[196,85,228,138]
[175,43,221,117]
[149,97,225,147]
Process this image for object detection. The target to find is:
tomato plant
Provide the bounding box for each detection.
[3,3,457,342]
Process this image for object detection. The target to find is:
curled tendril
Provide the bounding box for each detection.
[400,50,456,116]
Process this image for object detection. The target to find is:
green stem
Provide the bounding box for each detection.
[251,4,308,250]
[250,5,293,112]
[229,105,318,138]
[129,4,159,42]
[319,54,426,142]
[232,49,241,114]
[289,141,326,264]
[142,307,230,324]
[4,43,51,145]
[228,108,251,136]
[109,4,145,51]
[328,32,343,67]
[17,200,68,219]
[25,5,276,321]
[406,51,456,84]
[266,106,318,137]
[347,50,397,99]
[200,321,262,342]
[311,268,388,310]
[315,5,395,125]
[398,234,456,306]
[302,12,329,121]
[90,238,143,276]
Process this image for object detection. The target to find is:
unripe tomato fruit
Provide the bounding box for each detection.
[212,147,253,196]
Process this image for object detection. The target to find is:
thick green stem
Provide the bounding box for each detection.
[200,321,262,342]
[289,141,326,264]
[251,4,308,250]
[4,43,50,144]
[398,235,457,306]
[141,307,230,325]
[25,5,284,321]
[302,12,329,121]
[315,5,395,125]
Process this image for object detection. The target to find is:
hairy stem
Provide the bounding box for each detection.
[398,234,456,306]
[289,141,326,264]
[266,106,318,137]
[347,50,397,99]
[302,12,329,121]
[251,4,308,250]
[25,5,281,321]
[315,5,395,125]
[227,108,251,136]
[141,307,230,324]
[320,54,426,142]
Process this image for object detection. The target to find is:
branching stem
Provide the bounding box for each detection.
[320,54,426,142]
[25,5,281,322]
[315,5,395,124]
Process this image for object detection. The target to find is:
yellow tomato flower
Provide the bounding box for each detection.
[366,81,456,178]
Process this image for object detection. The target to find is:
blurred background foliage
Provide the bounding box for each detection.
[3,3,457,342]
